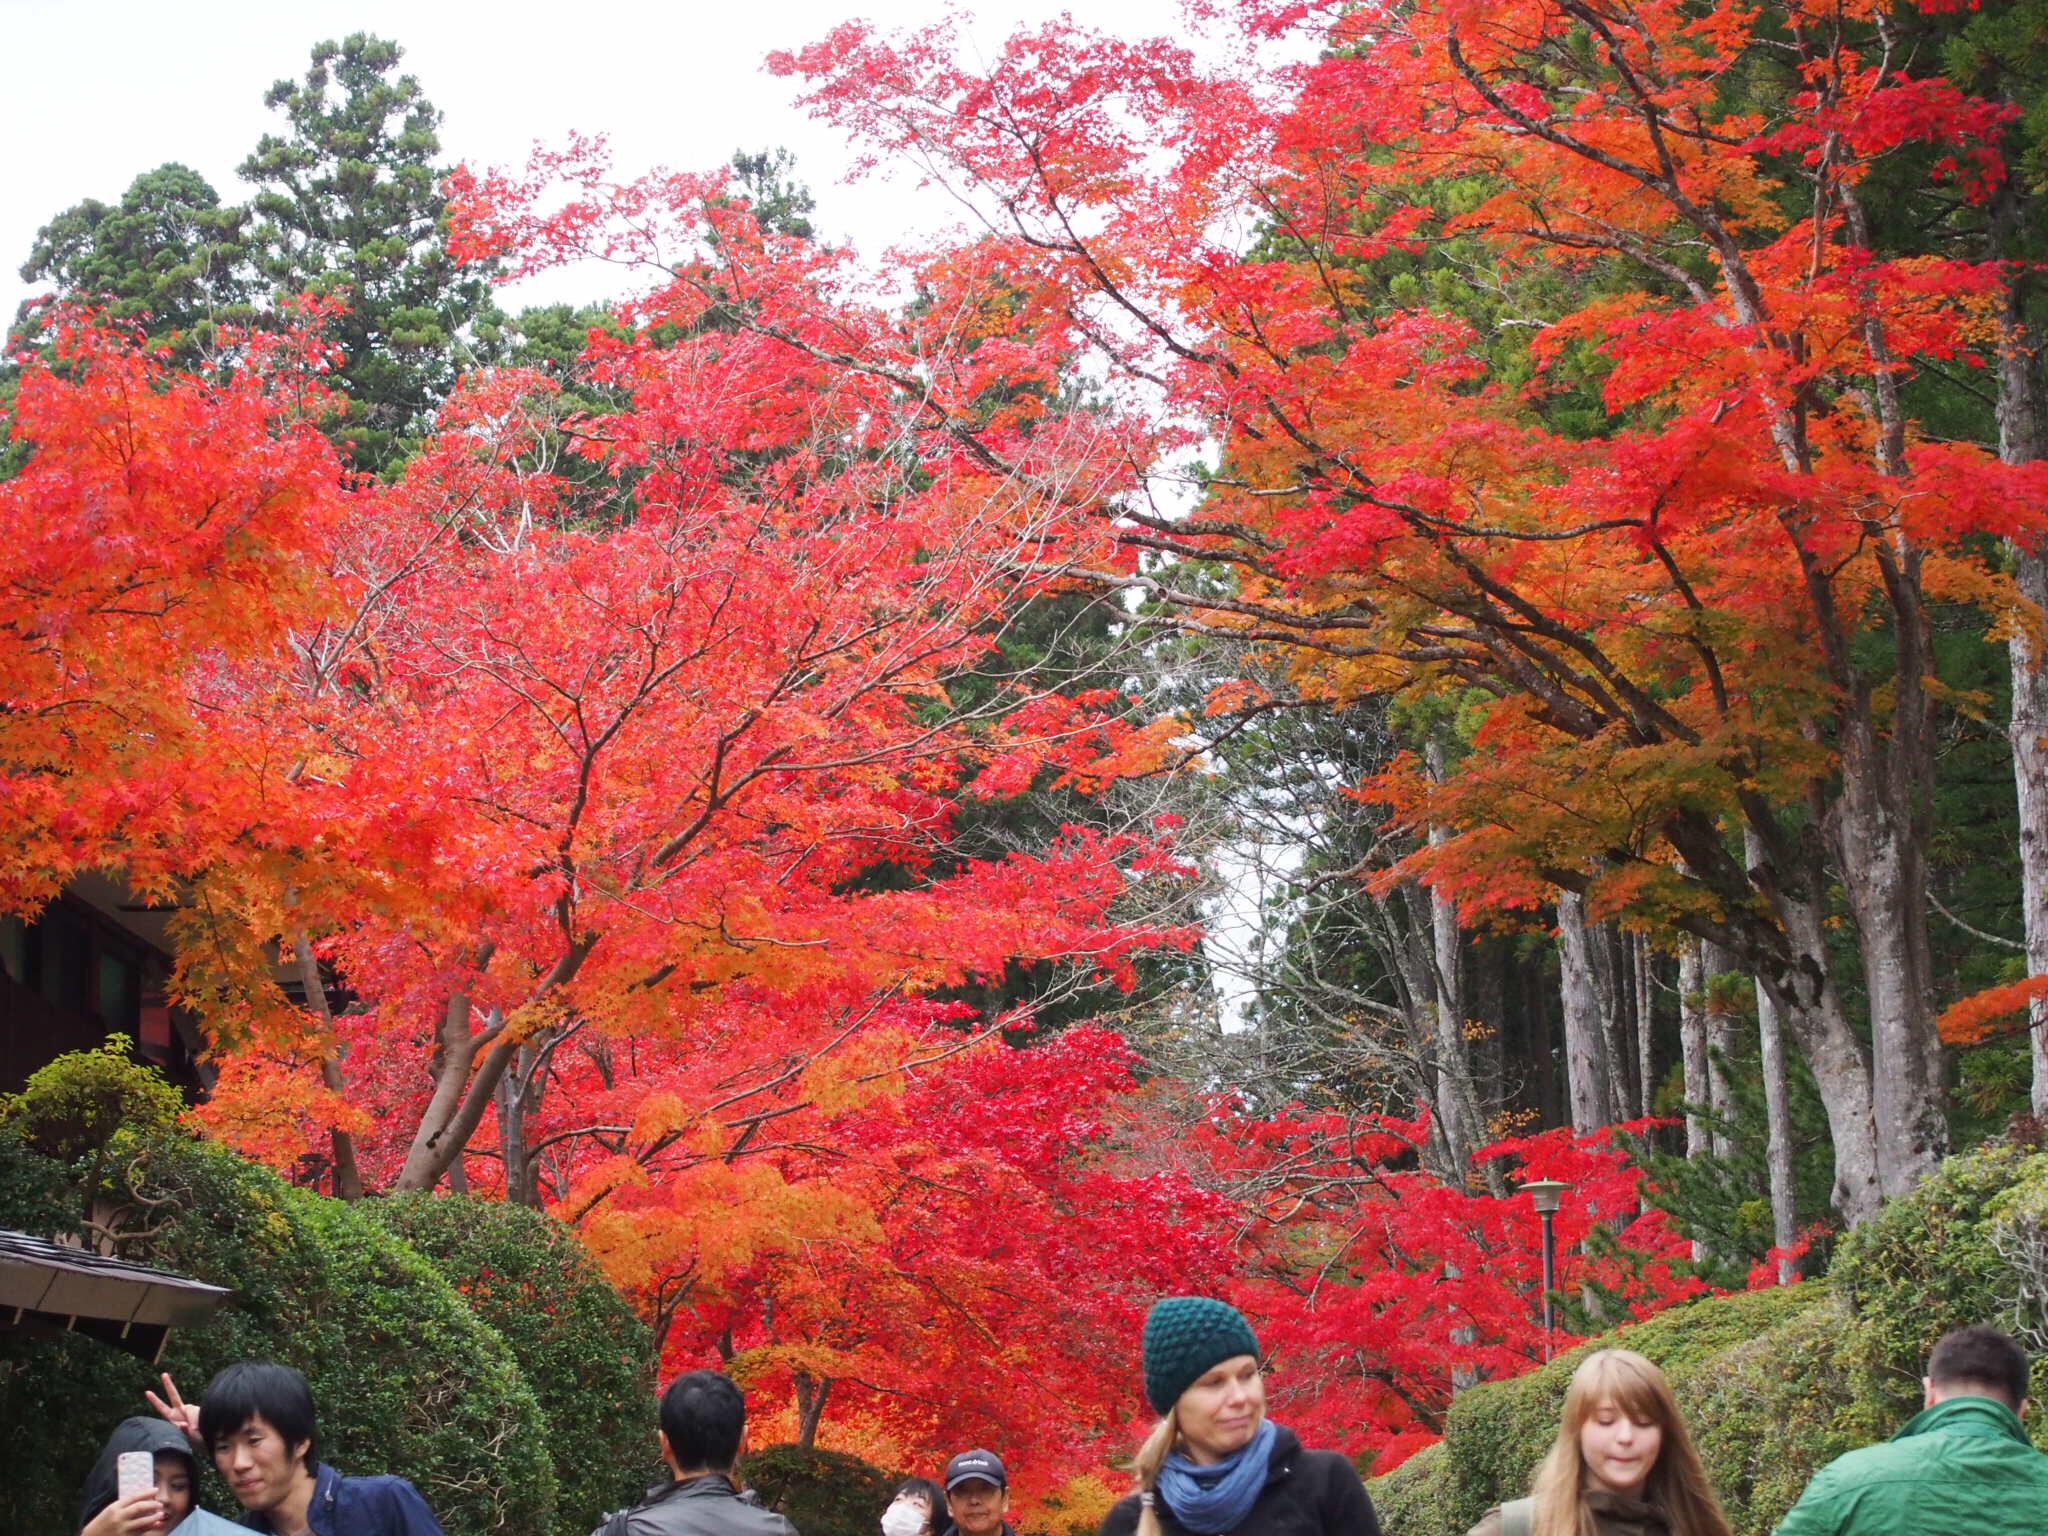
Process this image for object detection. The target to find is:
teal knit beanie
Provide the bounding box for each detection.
[1141,1296,1260,1415]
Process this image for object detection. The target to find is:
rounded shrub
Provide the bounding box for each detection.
[1364,1440,1452,1536]
[371,1192,658,1535]
[1684,1294,1860,1535]
[1437,1283,1820,1531]
[744,1445,899,1536]
[0,1295,163,1533]
[0,1033,183,1160]
[1828,1143,2040,1437]
[0,1127,556,1536]
[1987,1157,2048,1415]
[293,1192,558,1536]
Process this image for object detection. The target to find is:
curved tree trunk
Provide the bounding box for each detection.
[1753,834,1883,1226]
[291,927,363,1201]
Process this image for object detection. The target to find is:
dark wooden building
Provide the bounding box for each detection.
[0,872,211,1098]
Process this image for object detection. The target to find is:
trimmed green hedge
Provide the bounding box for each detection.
[1366,1286,1835,1536]
[1364,1441,1451,1536]
[1369,1141,2048,1536]
[1431,1284,1821,1533]
[371,1194,658,1536]
[1684,1294,1860,1532]
[292,1192,559,1534]
[745,1445,900,1536]
[1829,1144,2047,1436]
[0,1129,556,1536]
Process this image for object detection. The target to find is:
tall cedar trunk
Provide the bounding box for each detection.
[1702,939,1737,1160]
[1679,941,1710,1160]
[1558,892,1617,1132]
[2014,545,2048,1117]
[1755,977,1799,1283]
[1387,886,1461,1179]
[1587,920,1635,1119]
[1992,185,2048,1116]
[1425,737,1494,1185]
[1833,182,1950,1198]
[2014,547,2048,1117]
[1633,936,1655,1125]
[1678,939,1711,1264]
[1831,718,1949,1197]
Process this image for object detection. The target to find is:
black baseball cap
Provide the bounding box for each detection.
[944,1450,1007,1491]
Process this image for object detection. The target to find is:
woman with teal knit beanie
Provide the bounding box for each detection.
[1096,1297,1382,1536]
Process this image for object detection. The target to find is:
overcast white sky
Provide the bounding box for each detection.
[0,0,1195,323]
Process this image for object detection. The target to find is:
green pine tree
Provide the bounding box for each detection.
[240,33,503,473]
[10,163,252,359]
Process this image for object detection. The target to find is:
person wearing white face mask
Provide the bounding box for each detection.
[1098,1297,1382,1536]
[879,1479,943,1536]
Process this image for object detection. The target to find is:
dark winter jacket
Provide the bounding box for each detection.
[1770,1394,2048,1536]
[1467,1489,1670,1536]
[597,1473,800,1536]
[81,1418,202,1529]
[1097,1427,1382,1536]
[239,1463,445,1536]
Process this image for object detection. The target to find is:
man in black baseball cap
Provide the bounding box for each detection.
[939,1451,1011,1536]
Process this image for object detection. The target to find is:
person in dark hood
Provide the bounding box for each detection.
[1098,1297,1383,1536]
[80,1417,199,1536]
[146,1362,444,1536]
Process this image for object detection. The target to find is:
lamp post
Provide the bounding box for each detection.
[1523,1178,1572,1360]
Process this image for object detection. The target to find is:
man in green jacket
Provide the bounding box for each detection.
[1773,1325,2048,1535]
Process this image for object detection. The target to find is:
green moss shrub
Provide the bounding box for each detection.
[291,1193,558,1535]
[744,1445,899,1536]
[1684,1295,1861,1534]
[371,1193,658,1536]
[1393,1143,2048,1535]
[1365,1441,1452,1536]
[1826,1143,2035,1438]
[1437,1284,1821,1532]
[0,1129,556,1536]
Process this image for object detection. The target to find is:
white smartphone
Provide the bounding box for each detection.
[117,1451,155,1503]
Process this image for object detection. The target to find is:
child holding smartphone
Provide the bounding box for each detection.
[79,1418,199,1536]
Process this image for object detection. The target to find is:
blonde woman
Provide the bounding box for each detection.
[1098,1297,1382,1536]
[1468,1349,1732,1536]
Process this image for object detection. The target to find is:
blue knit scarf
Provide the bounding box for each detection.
[1154,1419,1278,1536]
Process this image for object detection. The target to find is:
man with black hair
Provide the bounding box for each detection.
[1772,1324,2048,1535]
[595,1369,797,1536]
[147,1364,444,1536]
